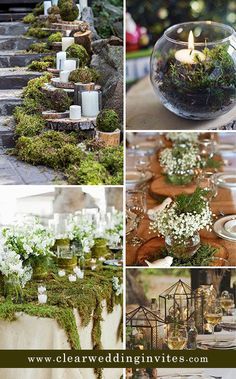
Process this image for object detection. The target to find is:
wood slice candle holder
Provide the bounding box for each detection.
[96,130,121,147]
[47,68,60,76]
[42,111,69,120]
[52,21,89,33]
[149,175,197,200]
[73,30,92,55]
[46,118,96,135]
[51,78,75,90]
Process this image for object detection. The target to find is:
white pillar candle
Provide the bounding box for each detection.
[56,52,66,70]
[81,91,99,118]
[38,294,48,304]
[52,0,58,5]
[44,1,52,16]
[79,0,88,12]
[175,31,205,64]
[63,59,77,71]
[70,105,82,120]
[68,274,77,282]
[76,4,81,20]
[62,37,75,52]
[60,70,71,83]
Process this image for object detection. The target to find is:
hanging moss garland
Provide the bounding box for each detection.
[0,268,122,352]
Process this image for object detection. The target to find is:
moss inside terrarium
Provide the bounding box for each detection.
[155,45,236,118]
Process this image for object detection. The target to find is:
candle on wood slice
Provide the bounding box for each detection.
[60,70,71,83]
[44,1,52,16]
[81,91,100,117]
[79,0,88,12]
[70,105,82,120]
[64,59,77,71]
[56,51,66,70]
[62,37,75,52]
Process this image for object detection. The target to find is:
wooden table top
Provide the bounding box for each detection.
[126,134,236,267]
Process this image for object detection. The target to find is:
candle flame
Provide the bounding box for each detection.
[188,30,194,51]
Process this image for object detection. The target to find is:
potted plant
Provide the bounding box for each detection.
[96,109,121,147]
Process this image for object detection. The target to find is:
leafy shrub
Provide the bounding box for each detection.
[96,109,120,132]
[66,155,109,184]
[66,44,89,66]
[69,67,99,83]
[98,145,123,175]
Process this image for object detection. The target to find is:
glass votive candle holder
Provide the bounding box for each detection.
[150,21,236,120]
[196,171,218,200]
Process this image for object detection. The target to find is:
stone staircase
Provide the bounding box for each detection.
[0,20,63,184]
[0,0,40,22]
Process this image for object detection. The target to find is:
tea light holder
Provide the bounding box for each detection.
[150,21,236,120]
[74,83,102,118]
[60,70,71,83]
[70,105,82,120]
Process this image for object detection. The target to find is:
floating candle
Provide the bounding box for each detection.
[70,105,82,120]
[175,31,205,64]
[62,37,75,52]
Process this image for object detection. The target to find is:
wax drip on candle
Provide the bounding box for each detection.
[175,30,206,64]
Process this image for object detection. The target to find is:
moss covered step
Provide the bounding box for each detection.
[0,22,28,36]
[0,51,53,68]
[0,89,23,116]
[0,36,36,51]
[0,67,41,89]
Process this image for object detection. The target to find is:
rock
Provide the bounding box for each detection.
[91,39,123,119]
[112,21,123,40]
[81,7,100,41]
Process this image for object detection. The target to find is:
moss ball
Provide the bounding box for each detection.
[48,89,72,112]
[69,67,99,84]
[66,44,89,66]
[96,109,120,133]
[48,5,60,15]
[23,13,36,24]
[60,2,79,22]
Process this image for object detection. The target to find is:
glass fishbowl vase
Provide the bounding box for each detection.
[165,232,201,260]
[150,22,236,120]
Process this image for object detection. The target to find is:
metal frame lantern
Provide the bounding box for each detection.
[158,279,204,332]
[126,305,163,349]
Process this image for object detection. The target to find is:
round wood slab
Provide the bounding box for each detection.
[51,78,75,89]
[136,237,228,266]
[149,174,197,199]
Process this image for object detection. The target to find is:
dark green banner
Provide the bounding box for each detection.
[0,350,235,368]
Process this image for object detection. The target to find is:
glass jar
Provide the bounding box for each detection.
[4,276,23,303]
[31,256,49,281]
[165,232,200,260]
[167,169,195,185]
[150,22,236,120]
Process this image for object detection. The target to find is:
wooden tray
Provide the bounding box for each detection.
[149,174,197,199]
[135,237,228,266]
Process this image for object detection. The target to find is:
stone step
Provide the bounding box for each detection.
[0,51,53,68]
[0,67,41,89]
[0,21,28,36]
[0,89,22,116]
[0,13,27,22]
[0,35,35,50]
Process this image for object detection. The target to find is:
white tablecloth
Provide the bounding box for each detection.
[0,302,123,379]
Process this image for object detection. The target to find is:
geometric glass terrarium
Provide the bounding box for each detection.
[158,279,204,333]
[151,21,236,120]
[126,305,163,349]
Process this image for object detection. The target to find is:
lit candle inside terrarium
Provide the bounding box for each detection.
[175,31,206,64]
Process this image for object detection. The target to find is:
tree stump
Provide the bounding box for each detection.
[73,30,92,55]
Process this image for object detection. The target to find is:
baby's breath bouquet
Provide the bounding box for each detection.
[150,189,212,260]
[166,132,199,145]
[159,145,201,185]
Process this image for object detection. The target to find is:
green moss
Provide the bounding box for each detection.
[23,13,36,24]
[48,89,72,113]
[28,42,50,53]
[96,109,120,132]
[22,74,52,113]
[28,60,52,72]
[48,32,63,45]
[15,114,46,137]
[69,67,99,83]
[66,44,89,66]
[48,5,60,15]
[66,155,109,184]
[0,268,122,353]
[60,1,79,22]
[98,145,123,175]
[26,27,51,39]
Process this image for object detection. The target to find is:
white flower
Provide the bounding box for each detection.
[166,133,199,143]
[0,248,32,287]
[112,276,123,296]
[159,146,201,176]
